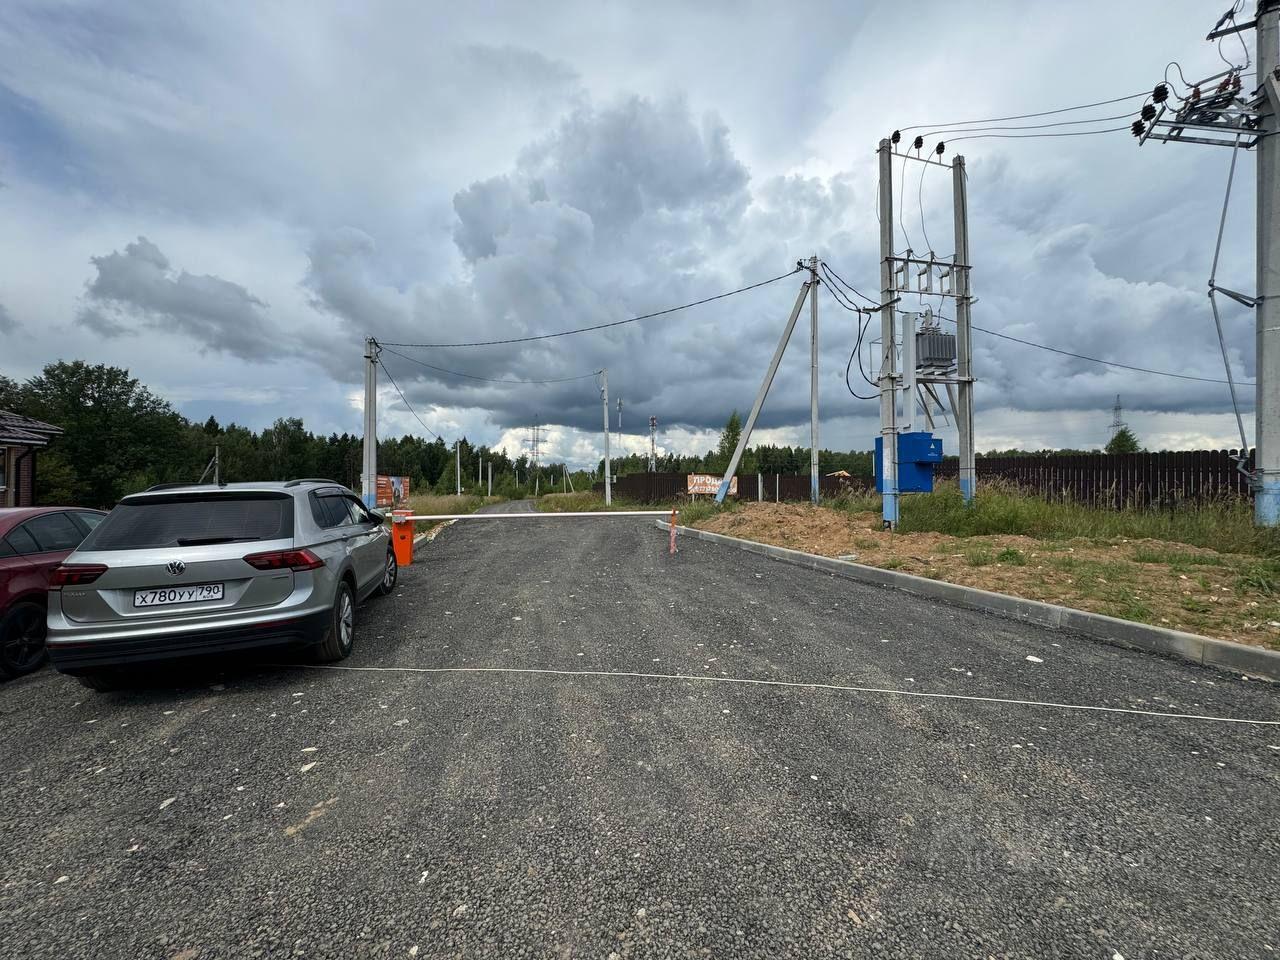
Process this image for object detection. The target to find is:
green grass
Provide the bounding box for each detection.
[828,488,882,514]
[535,492,656,513]
[995,547,1027,566]
[677,498,739,525]
[892,481,1279,557]
[964,547,994,567]
[1236,562,1280,597]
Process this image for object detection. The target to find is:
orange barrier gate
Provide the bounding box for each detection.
[391,510,414,566]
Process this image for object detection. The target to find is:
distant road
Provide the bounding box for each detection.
[3,511,1278,958]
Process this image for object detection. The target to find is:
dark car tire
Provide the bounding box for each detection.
[312,580,355,663]
[376,550,398,596]
[77,670,126,692]
[0,601,49,676]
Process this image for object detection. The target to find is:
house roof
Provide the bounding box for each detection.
[0,410,63,448]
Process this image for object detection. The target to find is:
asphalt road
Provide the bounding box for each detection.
[3,505,1280,959]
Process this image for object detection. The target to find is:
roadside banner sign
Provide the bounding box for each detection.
[376,475,410,507]
[688,474,735,496]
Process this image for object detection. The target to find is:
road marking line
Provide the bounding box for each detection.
[270,663,1280,727]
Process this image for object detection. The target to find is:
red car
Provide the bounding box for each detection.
[0,507,107,679]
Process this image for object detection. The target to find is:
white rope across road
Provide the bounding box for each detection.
[397,511,676,520]
[279,663,1280,727]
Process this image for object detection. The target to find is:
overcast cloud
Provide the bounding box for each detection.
[0,0,1262,464]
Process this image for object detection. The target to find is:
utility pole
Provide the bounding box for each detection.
[617,397,624,432]
[361,337,379,509]
[808,254,820,504]
[1132,4,1275,522]
[878,140,900,528]
[953,155,976,504]
[455,439,461,496]
[715,275,814,503]
[488,461,492,497]
[1259,0,1280,523]
[601,368,612,506]
[213,444,220,486]
[648,416,658,472]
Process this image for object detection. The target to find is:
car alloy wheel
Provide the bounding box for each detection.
[1,602,49,676]
[339,589,354,653]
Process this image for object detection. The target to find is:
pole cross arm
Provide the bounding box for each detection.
[1210,282,1259,308]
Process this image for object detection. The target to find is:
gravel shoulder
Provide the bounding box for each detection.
[1,514,1278,959]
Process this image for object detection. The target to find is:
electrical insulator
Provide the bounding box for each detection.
[1131,119,1146,137]
[912,135,924,151]
[934,141,945,156]
[1232,73,1242,91]
[1153,83,1168,104]
[1191,85,1201,102]
[1141,104,1156,122]
[891,129,901,144]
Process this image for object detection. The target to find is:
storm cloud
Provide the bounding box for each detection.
[77,237,273,362]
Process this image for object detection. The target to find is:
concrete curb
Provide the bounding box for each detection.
[659,521,1280,682]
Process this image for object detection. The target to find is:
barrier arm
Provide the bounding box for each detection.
[715,280,813,503]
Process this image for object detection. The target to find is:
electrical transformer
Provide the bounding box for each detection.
[915,330,956,368]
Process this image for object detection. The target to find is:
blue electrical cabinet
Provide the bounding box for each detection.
[874,432,943,493]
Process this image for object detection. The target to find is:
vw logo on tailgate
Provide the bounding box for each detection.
[165,559,186,576]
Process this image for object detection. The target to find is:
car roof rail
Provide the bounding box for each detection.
[283,478,345,488]
[144,481,209,492]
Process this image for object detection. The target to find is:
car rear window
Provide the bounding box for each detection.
[81,494,294,551]
[25,512,85,551]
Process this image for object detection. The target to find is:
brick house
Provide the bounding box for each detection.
[0,411,63,507]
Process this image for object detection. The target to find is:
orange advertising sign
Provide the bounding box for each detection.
[687,474,735,496]
[376,475,410,507]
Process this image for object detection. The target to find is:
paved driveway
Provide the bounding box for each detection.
[2,511,1279,959]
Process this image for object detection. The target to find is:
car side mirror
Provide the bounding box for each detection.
[368,509,386,524]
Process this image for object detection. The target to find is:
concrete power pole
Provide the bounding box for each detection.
[361,337,379,508]
[648,416,658,472]
[808,254,820,504]
[1259,0,1280,524]
[877,141,900,528]
[488,461,492,497]
[953,155,976,504]
[454,440,461,496]
[601,368,612,506]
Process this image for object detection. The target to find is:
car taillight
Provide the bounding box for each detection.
[243,548,324,571]
[50,563,108,587]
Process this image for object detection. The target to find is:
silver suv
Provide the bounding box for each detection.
[46,479,397,691]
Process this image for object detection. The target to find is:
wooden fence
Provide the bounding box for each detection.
[934,449,1255,508]
[594,472,869,503]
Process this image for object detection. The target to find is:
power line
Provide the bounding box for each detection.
[917,160,934,253]
[819,262,879,306]
[937,316,1254,385]
[380,267,803,348]
[917,111,1135,140]
[898,91,1150,133]
[944,125,1131,145]
[381,345,599,384]
[376,358,443,440]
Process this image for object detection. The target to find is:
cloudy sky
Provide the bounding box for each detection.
[0,1,1261,465]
